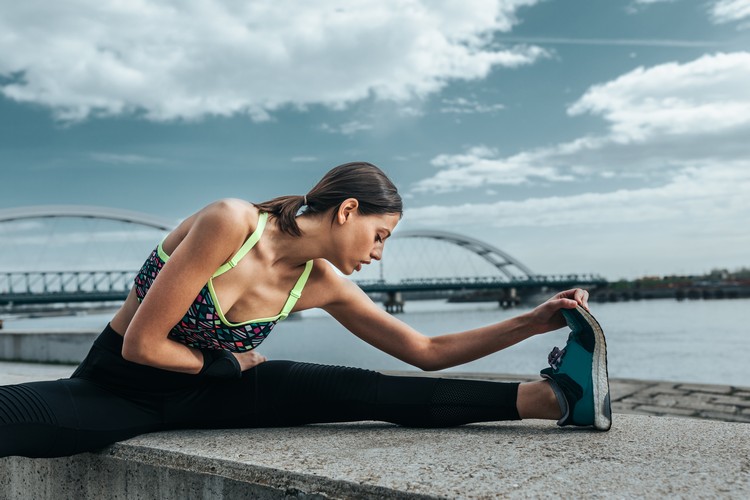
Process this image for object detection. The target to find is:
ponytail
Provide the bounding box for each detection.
[255,162,402,237]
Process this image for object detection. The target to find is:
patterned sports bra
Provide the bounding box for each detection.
[133,212,313,352]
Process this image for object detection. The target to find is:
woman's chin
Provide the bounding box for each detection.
[329,261,354,276]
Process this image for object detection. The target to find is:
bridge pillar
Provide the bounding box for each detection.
[498,287,519,309]
[384,291,404,314]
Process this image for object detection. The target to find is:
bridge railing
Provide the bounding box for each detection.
[354,274,607,287]
[1,271,133,295]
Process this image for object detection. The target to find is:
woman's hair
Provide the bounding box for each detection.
[255,162,403,237]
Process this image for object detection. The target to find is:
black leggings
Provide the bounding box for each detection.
[0,324,519,458]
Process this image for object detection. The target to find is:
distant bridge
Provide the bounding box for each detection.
[0,271,607,306]
[0,205,608,310]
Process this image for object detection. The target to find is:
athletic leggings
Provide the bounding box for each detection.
[0,324,519,458]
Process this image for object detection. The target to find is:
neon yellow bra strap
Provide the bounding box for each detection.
[212,212,269,278]
[277,260,314,321]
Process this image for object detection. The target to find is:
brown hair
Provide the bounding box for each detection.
[255,162,403,237]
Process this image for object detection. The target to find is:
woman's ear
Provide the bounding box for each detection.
[337,198,360,223]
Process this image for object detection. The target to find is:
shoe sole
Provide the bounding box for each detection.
[575,305,612,431]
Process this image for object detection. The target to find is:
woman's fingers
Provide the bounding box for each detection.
[233,350,268,371]
[574,288,590,310]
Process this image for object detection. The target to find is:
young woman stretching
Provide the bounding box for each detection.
[0,162,610,458]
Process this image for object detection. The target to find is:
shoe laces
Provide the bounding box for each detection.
[548,346,566,371]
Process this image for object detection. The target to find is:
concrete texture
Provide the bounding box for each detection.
[1,416,748,499]
[1,361,749,497]
[0,330,97,364]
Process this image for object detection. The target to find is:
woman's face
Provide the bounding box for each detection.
[330,207,400,275]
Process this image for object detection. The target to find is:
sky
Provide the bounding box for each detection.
[1,0,749,280]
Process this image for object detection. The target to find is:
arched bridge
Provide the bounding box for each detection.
[0,205,607,308]
[0,205,174,230]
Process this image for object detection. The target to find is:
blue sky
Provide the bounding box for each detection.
[1,0,749,280]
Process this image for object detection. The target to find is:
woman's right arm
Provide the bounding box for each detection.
[121,200,249,374]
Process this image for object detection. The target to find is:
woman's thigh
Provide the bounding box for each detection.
[165,360,380,428]
[174,360,519,428]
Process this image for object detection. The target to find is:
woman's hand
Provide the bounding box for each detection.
[231,350,268,371]
[526,288,590,335]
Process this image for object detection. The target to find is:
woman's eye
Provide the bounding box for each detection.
[375,235,383,243]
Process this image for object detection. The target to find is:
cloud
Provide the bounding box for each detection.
[710,0,750,24]
[413,52,750,193]
[407,162,750,228]
[440,97,505,114]
[0,0,546,122]
[319,120,374,135]
[291,156,318,163]
[568,52,750,142]
[90,152,167,165]
[415,145,575,193]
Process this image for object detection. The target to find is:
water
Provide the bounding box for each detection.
[3,298,749,386]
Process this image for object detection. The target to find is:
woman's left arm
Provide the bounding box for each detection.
[321,272,589,371]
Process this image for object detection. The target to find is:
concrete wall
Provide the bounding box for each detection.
[0,331,97,364]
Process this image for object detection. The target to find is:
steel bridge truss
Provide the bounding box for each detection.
[390,230,535,281]
[0,270,133,305]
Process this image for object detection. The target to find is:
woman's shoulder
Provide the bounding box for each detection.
[200,198,257,219]
[192,198,260,233]
[162,199,260,255]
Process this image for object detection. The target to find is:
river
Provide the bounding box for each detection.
[3,298,749,386]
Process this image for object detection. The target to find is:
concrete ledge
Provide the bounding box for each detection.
[1,415,748,499]
[0,330,98,364]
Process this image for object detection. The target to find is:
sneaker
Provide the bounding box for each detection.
[540,305,612,431]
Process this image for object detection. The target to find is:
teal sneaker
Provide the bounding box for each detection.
[540,305,612,431]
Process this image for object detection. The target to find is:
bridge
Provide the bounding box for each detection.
[0,205,607,311]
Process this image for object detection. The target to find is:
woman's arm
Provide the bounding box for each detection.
[321,270,588,371]
[121,200,253,374]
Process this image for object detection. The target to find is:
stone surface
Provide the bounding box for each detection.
[1,415,748,499]
[2,361,750,498]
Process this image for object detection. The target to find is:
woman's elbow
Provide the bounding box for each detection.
[121,337,149,365]
[409,340,445,372]
[415,357,447,372]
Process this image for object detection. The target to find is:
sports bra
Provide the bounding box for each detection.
[133,212,313,352]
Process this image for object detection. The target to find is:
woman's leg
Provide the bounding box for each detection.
[0,378,163,458]
[183,361,526,429]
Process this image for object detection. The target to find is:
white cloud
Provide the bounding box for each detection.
[415,145,574,192]
[319,120,374,135]
[0,0,546,122]
[414,52,750,193]
[291,156,319,163]
[568,52,750,142]
[710,0,750,24]
[408,162,750,228]
[440,97,505,114]
[90,152,167,165]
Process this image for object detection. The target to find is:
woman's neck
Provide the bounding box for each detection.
[261,214,330,268]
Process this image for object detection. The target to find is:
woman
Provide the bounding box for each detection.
[0,162,610,458]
